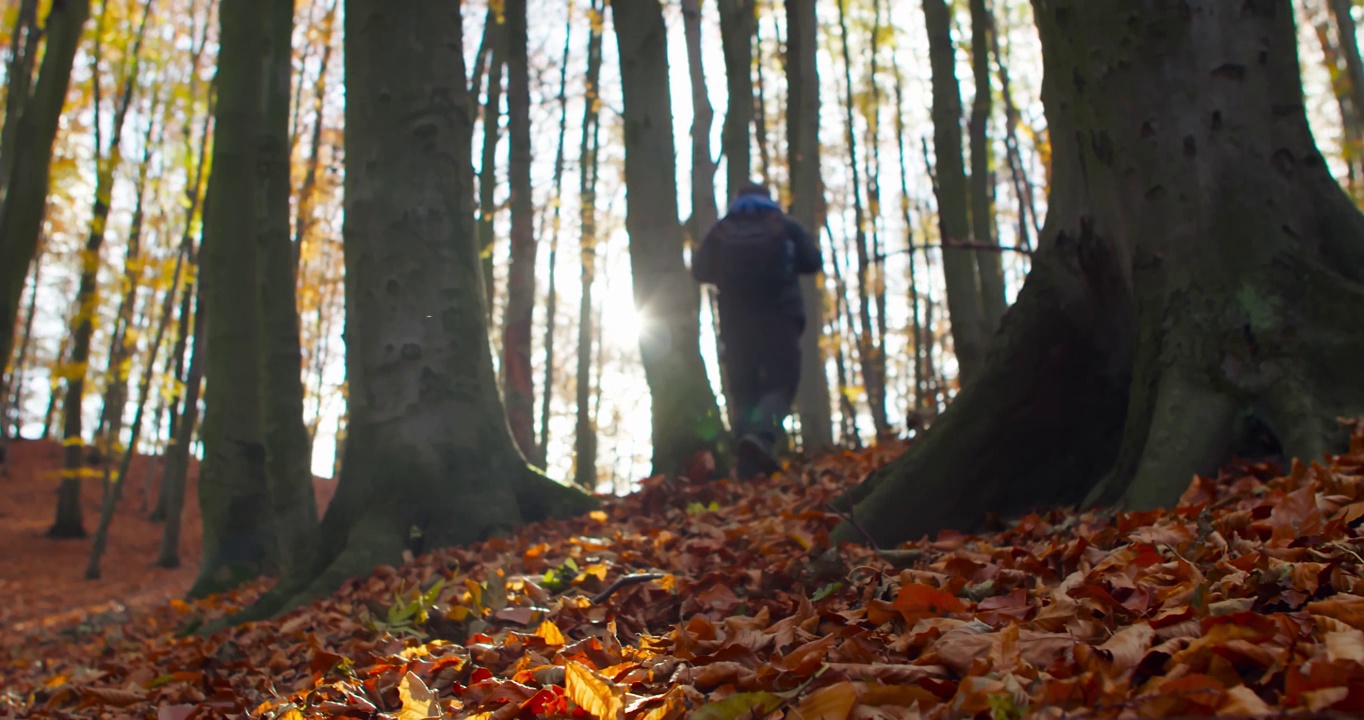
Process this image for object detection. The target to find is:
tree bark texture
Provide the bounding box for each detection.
[258,0,320,578]
[574,0,605,490]
[232,0,594,621]
[192,0,273,597]
[612,0,728,477]
[717,0,754,200]
[835,0,1364,548]
[785,0,834,453]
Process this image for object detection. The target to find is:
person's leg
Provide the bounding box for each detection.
[721,332,764,478]
[737,316,802,475]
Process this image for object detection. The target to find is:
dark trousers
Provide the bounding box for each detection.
[720,313,803,448]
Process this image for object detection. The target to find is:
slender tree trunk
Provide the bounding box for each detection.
[865,0,891,439]
[682,0,719,239]
[992,13,1040,249]
[157,282,205,569]
[258,0,319,579]
[785,0,834,452]
[836,0,1364,548]
[291,0,339,274]
[825,221,862,447]
[2,250,40,438]
[477,13,505,316]
[538,13,574,463]
[86,234,186,579]
[1330,0,1364,180]
[0,0,93,387]
[718,0,754,200]
[969,0,1007,334]
[574,0,605,490]
[835,0,889,439]
[893,62,926,421]
[191,0,272,596]
[752,14,772,186]
[501,0,539,465]
[0,0,41,204]
[922,0,986,386]
[96,96,162,467]
[612,0,728,477]
[50,0,154,539]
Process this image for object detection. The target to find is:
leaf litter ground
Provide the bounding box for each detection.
[4,423,1364,719]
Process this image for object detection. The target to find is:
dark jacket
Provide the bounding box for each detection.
[691,197,822,330]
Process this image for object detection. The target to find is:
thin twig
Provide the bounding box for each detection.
[825,503,881,552]
[590,573,666,604]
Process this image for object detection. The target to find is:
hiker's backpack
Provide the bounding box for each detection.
[715,211,793,296]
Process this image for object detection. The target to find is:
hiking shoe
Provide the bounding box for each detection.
[736,435,781,479]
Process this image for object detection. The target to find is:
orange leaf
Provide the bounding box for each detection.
[564,660,625,720]
[535,619,567,646]
[791,681,858,720]
[892,583,965,623]
[397,671,442,719]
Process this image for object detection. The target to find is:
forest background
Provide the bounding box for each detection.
[0,0,1358,508]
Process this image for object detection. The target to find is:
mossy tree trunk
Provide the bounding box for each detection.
[784,0,834,453]
[612,0,728,477]
[835,0,1364,548]
[229,0,595,621]
[191,0,273,597]
[258,0,319,577]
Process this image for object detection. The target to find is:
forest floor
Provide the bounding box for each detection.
[2,427,1364,719]
[0,439,335,633]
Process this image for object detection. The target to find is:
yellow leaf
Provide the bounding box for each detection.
[589,510,608,523]
[397,671,443,719]
[790,681,858,720]
[564,661,625,720]
[278,710,304,720]
[535,619,566,646]
[43,675,68,688]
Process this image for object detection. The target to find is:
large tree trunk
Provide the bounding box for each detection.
[0,0,92,388]
[157,281,205,569]
[501,0,539,466]
[785,0,834,453]
[969,0,1008,334]
[191,0,273,597]
[228,0,594,622]
[922,0,987,386]
[611,0,728,477]
[0,0,41,206]
[258,0,319,578]
[574,0,605,490]
[835,0,1364,548]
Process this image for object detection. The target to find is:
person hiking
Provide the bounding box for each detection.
[691,183,822,479]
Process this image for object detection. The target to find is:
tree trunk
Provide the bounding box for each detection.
[785,0,834,453]
[3,252,41,437]
[501,0,539,466]
[922,0,987,386]
[611,0,728,477]
[226,0,595,623]
[538,13,574,464]
[717,0,754,200]
[191,0,272,597]
[258,0,319,579]
[1330,0,1364,179]
[0,0,92,388]
[969,0,1007,335]
[991,12,1041,248]
[893,62,928,422]
[477,13,505,316]
[574,0,605,490]
[835,0,1364,548]
[157,282,205,569]
[49,0,153,539]
[0,0,41,204]
[292,0,339,274]
[835,0,890,440]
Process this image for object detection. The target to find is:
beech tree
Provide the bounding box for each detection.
[236,0,594,618]
[835,0,1364,547]
[611,0,727,476]
[785,0,834,453]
